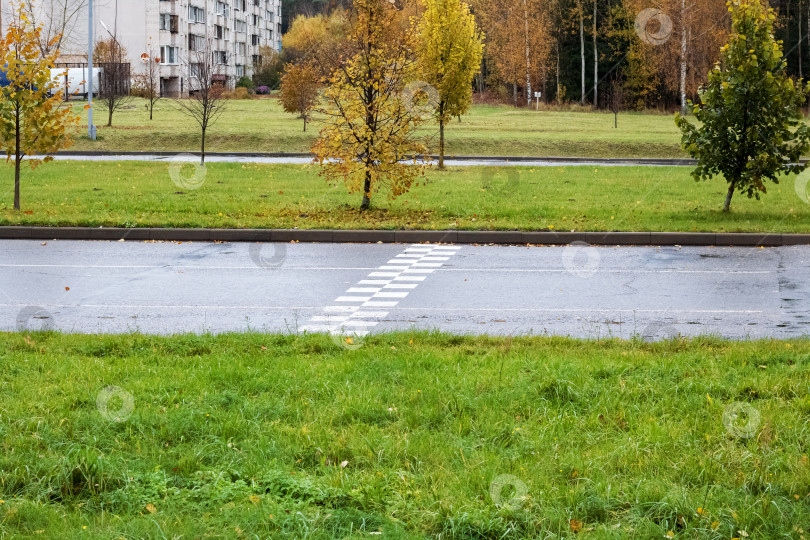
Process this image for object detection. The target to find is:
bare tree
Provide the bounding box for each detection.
[607,76,623,129]
[176,36,227,165]
[21,0,87,56]
[132,39,161,120]
[94,37,131,127]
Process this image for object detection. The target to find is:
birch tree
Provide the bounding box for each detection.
[416,0,483,168]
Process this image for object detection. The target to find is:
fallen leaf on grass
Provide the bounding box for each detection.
[145,503,156,514]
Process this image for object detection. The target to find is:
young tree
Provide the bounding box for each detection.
[176,36,227,165]
[416,0,483,169]
[312,0,427,211]
[280,61,320,131]
[94,37,132,127]
[0,3,81,210]
[132,40,161,120]
[675,0,810,213]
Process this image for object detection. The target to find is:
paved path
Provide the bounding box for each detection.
[44,153,688,167]
[2,240,808,340]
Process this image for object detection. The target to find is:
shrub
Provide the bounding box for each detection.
[256,86,271,95]
[235,76,255,90]
[222,87,254,100]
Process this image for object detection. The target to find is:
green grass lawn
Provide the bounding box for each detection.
[63,98,686,158]
[0,332,808,538]
[1,161,809,232]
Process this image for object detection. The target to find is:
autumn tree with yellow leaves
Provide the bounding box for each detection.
[416,0,483,168]
[0,1,82,210]
[312,0,428,211]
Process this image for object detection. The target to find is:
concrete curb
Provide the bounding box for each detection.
[1,227,808,246]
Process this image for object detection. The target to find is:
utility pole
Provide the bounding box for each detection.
[88,0,96,139]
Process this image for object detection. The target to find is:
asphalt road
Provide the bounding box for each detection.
[2,240,808,340]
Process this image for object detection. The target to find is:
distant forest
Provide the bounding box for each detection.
[280,0,810,111]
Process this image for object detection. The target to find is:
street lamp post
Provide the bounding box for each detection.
[87,0,96,140]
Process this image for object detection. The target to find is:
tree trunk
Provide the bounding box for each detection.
[680,0,688,114]
[555,40,561,104]
[798,2,804,79]
[593,0,598,108]
[614,111,617,129]
[361,170,371,210]
[107,101,113,127]
[513,82,517,106]
[303,115,307,132]
[14,105,21,211]
[201,127,206,165]
[579,1,585,105]
[439,116,445,169]
[723,182,735,213]
[523,0,532,107]
[150,102,153,120]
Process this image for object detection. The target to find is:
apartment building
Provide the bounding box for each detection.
[157,0,282,96]
[0,0,283,97]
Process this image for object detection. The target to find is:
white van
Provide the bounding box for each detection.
[49,67,103,98]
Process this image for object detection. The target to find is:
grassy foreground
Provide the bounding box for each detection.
[0,332,808,538]
[62,98,686,158]
[1,161,809,232]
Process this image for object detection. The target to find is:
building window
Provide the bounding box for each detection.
[188,5,206,23]
[214,51,228,64]
[189,34,205,52]
[215,1,229,16]
[160,46,178,65]
[235,65,245,77]
[215,25,224,39]
[234,19,247,33]
[251,34,260,46]
[190,63,202,79]
[252,14,260,26]
[234,0,246,11]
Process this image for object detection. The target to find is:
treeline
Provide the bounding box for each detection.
[276,0,810,111]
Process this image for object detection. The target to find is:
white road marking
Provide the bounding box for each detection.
[297,245,463,338]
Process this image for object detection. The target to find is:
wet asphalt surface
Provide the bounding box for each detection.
[1,240,808,340]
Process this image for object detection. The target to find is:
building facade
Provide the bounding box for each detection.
[0,0,282,97]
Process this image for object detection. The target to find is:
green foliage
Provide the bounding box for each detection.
[235,76,255,90]
[675,0,810,212]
